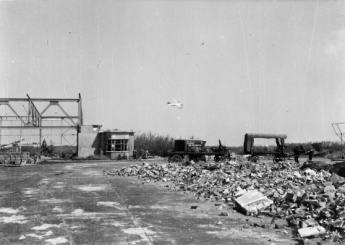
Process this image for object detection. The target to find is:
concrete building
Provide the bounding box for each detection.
[99,130,134,160]
[77,126,134,160]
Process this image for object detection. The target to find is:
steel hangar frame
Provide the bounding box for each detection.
[0,94,83,153]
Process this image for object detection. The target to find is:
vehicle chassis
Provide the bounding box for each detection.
[168,151,227,163]
[244,133,290,163]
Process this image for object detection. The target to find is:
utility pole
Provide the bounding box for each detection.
[19,123,22,154]
[0,118,2,151]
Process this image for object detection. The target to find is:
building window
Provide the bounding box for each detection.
[107,140,128,152]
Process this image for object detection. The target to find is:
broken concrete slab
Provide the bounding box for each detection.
[235,190,273,215]
[298,226,326,238]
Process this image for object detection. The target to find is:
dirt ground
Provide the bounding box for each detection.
[0,160,326,245]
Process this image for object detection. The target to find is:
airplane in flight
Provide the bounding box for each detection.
[167,99,183,109]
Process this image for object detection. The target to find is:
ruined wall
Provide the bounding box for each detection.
[77,125,100,158]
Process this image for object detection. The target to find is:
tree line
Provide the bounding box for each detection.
[134,131,175,157]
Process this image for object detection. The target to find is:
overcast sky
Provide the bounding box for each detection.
[1,0,345,146]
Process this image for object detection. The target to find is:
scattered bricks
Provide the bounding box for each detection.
[294,208,306,216]
[293,171,302,178]
[318,201,327,209]
[286,190,305,203]
[235,190,273,215]
[338,176,345,185]
[304,218,318,227]
[278,210,287,218]
[303,198,319,206]
[253,222,266,228]
[338,210,345,219]
[324,185,336,201]
[287,174,293,180]
[298,226,326,238]
[275,223,285,229]
[332,220,343,228]
[187,184,198,190]
[337,186,345,193]
[330,173,340,185]
[270,217,276,225]
[223,189,230,195]
[304,169,317,177]
[287,218,299,227]
[285,191,296,203]
[319,209,335,219]
[264,162,271,171]
[323,181,333,186]
[260,210,270,216]
[273,219,287,229]
[273,191,280,199]
[324,184,336,192]
[274,178,282,185]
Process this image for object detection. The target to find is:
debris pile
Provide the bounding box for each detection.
[106,159,345,242]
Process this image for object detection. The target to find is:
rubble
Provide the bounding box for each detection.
[106,159,345,242]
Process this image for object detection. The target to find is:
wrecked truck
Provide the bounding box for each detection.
[168,139,228,163]
[243,133,288,162]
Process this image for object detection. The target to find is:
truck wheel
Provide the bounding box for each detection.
[171,155,183,163]
[249,156,259,163]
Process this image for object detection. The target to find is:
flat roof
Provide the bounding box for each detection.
[99,130,134,134]
[245,133,287,139]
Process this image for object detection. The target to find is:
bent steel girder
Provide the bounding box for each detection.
[26,94,41,126]
[332,122,345,143]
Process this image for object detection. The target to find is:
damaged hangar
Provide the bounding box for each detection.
[0,94,134,160]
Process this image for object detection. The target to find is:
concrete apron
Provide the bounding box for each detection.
[0,162,294,244]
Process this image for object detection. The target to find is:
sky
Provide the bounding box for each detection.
[1,0,345,146]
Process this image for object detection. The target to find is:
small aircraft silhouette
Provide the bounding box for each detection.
[167,99,183,109]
